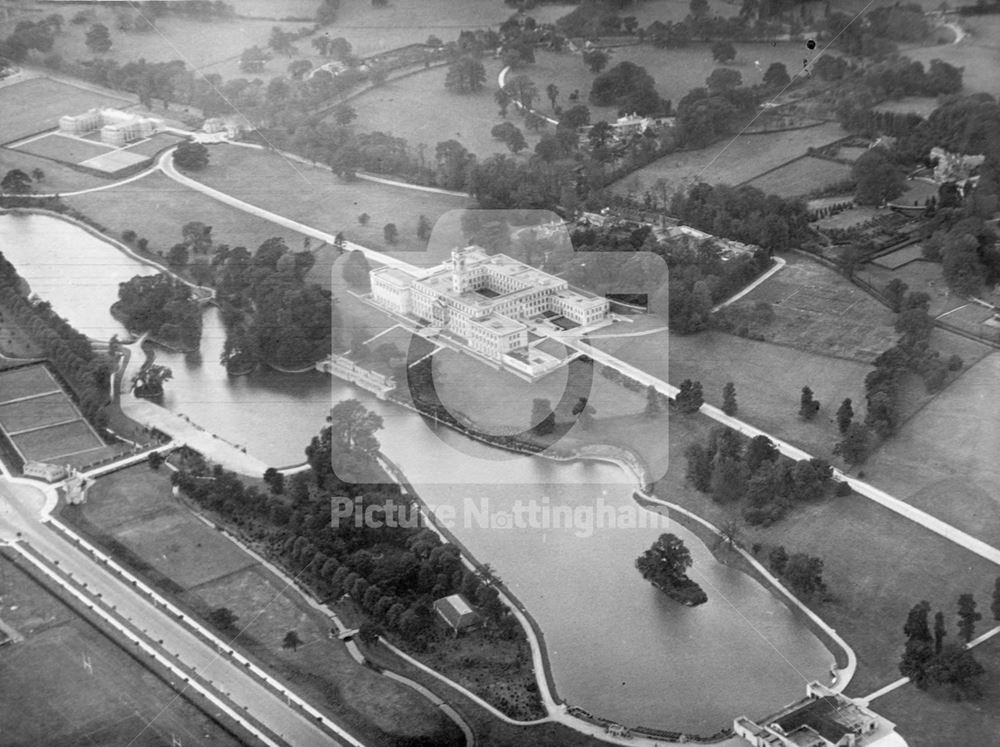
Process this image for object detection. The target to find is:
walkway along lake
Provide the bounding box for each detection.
[1,213,835,732]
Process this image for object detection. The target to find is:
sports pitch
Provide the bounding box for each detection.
[0,364,110,465]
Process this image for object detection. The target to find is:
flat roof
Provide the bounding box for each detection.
[471,314,526,334]
[371,266,414,288]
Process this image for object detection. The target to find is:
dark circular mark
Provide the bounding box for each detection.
[806,39,816,50]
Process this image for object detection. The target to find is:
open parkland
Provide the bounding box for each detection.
[1,0,1000,745]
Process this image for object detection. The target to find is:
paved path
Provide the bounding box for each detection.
[226,141,471,197]
[156,141,1000,567]
[712,256,786,311]
[157,149,433,279]
[117,337,270,477]
[554,334,1000,569]
[0,473,358,747]
[859,623,1000,705]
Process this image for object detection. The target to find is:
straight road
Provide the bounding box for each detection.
[0,476,356,747]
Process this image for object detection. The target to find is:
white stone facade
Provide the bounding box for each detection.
[59,108,162,145]
[370,247,609,363]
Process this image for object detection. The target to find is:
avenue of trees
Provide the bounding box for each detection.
[0,252,113,430]
[171,399,525,654]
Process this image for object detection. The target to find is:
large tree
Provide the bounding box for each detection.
[85,23,112,53]
[444,56,486,94]
[329,398,383,456]
[173,141,209,170]
[763,61,791,88]
[957,593,982,643]
[852,149,905,206]
[1,169,32,195]
[711,40,736,64]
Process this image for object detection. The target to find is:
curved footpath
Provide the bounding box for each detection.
[497,66,561,126]
[157,149,436,281]
[178,500,477,747]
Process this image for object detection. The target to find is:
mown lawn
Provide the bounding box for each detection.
[346,58,542,159]
[64,170,311,254]
[0,553,241,746]
[612,121,847,197]
[70,465,461,746]
[187,144,472,259]
[744,155,852,198]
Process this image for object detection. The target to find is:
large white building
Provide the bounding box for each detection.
[59,108,162,146]
[370,246,609,365]
[734,682,907,747]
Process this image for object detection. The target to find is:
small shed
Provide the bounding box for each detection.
[433,594,480,635]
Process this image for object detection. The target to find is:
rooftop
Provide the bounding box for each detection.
[371,266,413,289]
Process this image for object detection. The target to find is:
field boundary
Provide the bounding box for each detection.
[736,136,853,188]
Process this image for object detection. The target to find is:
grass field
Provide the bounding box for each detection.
[581,315,872,461]
[0,77,132,145]
[815,203,880,229]
[874,634,1000,747]
[64,170,311,255]
[862,352,1000,545]
[72,465,461,745]
[42,9,302,82]
[870,245,925,270]
[186,144,472,261]
[346,58,543,159]
[0,145,108,193]
[858,255,963,318]
[744,155,852,198]
[897,16,1000,95]
[0,392,78,433]
[0,364,60,402]
[0,552,241,747]
[11,419,106,461]
[872,96,941,117]
[14,132,116,164]
[730,254,899,362]
[613,122,847,197]
[654,411,1000,726]
[529,42,811,124]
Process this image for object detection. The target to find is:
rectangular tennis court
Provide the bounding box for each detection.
[0,364,108,465]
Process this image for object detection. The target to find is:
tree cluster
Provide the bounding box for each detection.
[114,274,202,350]
[589,61,666,116]
[214,237,334,370]
[766,545,828,598]
[899,598,985,700]
[669,182,811,254]
[685,428,835,526]
[172,403,523,652]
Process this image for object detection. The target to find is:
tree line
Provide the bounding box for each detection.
[0,252,113,429]
[170,399,525,655]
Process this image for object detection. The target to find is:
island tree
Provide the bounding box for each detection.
[635,533,707,605]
